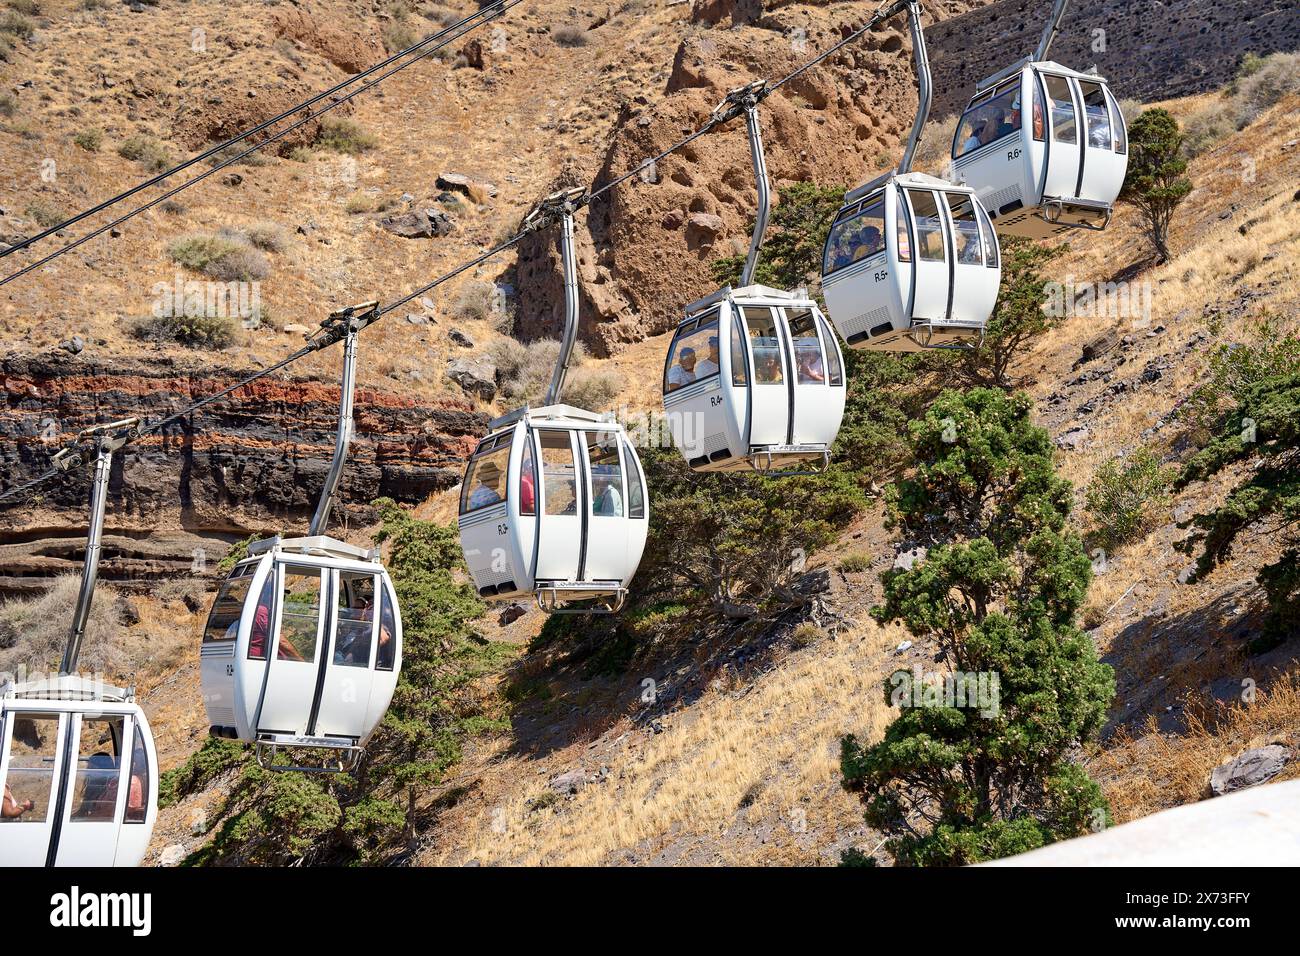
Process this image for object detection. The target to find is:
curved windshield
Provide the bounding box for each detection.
[460,434,511,513]
[952,80,1021,159]
[665,315,720,393]
[824,193,886,275]
[204,567,253,643]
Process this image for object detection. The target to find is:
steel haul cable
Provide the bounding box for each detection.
[0,0,915,505]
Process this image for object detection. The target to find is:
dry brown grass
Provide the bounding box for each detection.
[1094,671,1300,824]
[426,618,903,866]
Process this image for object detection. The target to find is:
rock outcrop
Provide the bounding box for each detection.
[0,352,486,593]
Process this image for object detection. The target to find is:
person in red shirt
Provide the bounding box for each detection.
[248,600,271,659]
[520,464,536,514]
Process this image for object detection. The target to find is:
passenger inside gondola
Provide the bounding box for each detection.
[953,82,1021,158]
[2,783,33,819]
[666,347,697,390]
[334,579,375,666]
[825,201,885,275]
[467,461,505,509]
[588,435,625,517]
[74,752,122,821]
[697,337,720,378]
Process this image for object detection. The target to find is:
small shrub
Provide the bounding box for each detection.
[286,146,313,163]
[452,279,497,322]
[1181,314,1300,432]
[839,552,872,574]
[168,234,241,270]
[1235,52,1300,124]
[344,192,394,215]
[1085,449,1175,549]
[24,201,63,229]
[217,534,263,574]
[243,222,288,253]
[790,622,822,649]
[1236,51,1266,80]
[316,117,376,155]
[0,34,12,62]
[0,576,124,677]
[78,0,103,9]
[205,144,270,169]
[1181,98,1236,157]
[0,11,35,39]
[168,234,269,281]
[382,19,417,53]
[552,25,587,47]
[118,134,171,172]
[160,199,185,215]
[911,114,958,177]
[127,312,239,350]
[5,0,39,15]
[0,92,16,118]
[563,367,621,412]
[203,244,269,282]
[73,127,102,151]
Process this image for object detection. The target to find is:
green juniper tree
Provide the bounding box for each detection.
[1121,108,1192,262]
[840,389,1115,865]
[1178,371,1300,652]
[708,181,845,290]
[946,238,1065,390]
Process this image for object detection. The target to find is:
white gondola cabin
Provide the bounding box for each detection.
[663,284,846,471]
[1,676,158,867]
[951,60,1126,237]
[459,405,648,613]
[822,173,1001,351]
[200,535,402,770]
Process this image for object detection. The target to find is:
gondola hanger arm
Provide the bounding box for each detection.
[51,417,142,475]
[307,299,382,351]
[521,186,590,235]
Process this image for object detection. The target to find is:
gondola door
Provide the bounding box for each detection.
[943,191,995,325]
[534,428,583,585]
[579,429,627,582]
[0,710,66,866]
[740,305,789,448]
[785,308,831,444]
[1040,71,1081,202]
[903,188,949,324]
[254,563,326,736]
[312,568,380,740]
[1079,79,1125,202]
[52,712,133,866]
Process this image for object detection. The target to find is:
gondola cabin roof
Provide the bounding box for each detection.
[681,284,817,323]
[844,170,970,207]
[246,534,381,564]
[976,57,1110,94]
[2,674,136,705]
[486,403,620,434]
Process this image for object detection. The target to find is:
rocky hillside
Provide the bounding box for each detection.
[1,0,1001,577]
[1,0,1297,865]
[0,350,484,592]
[926,0,1300,118]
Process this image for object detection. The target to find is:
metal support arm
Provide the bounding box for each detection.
[1033,0,1071,62]
[898,0,932,174]
[525,187,588,407]
[60,417,139,676]
[308,300,380,537]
